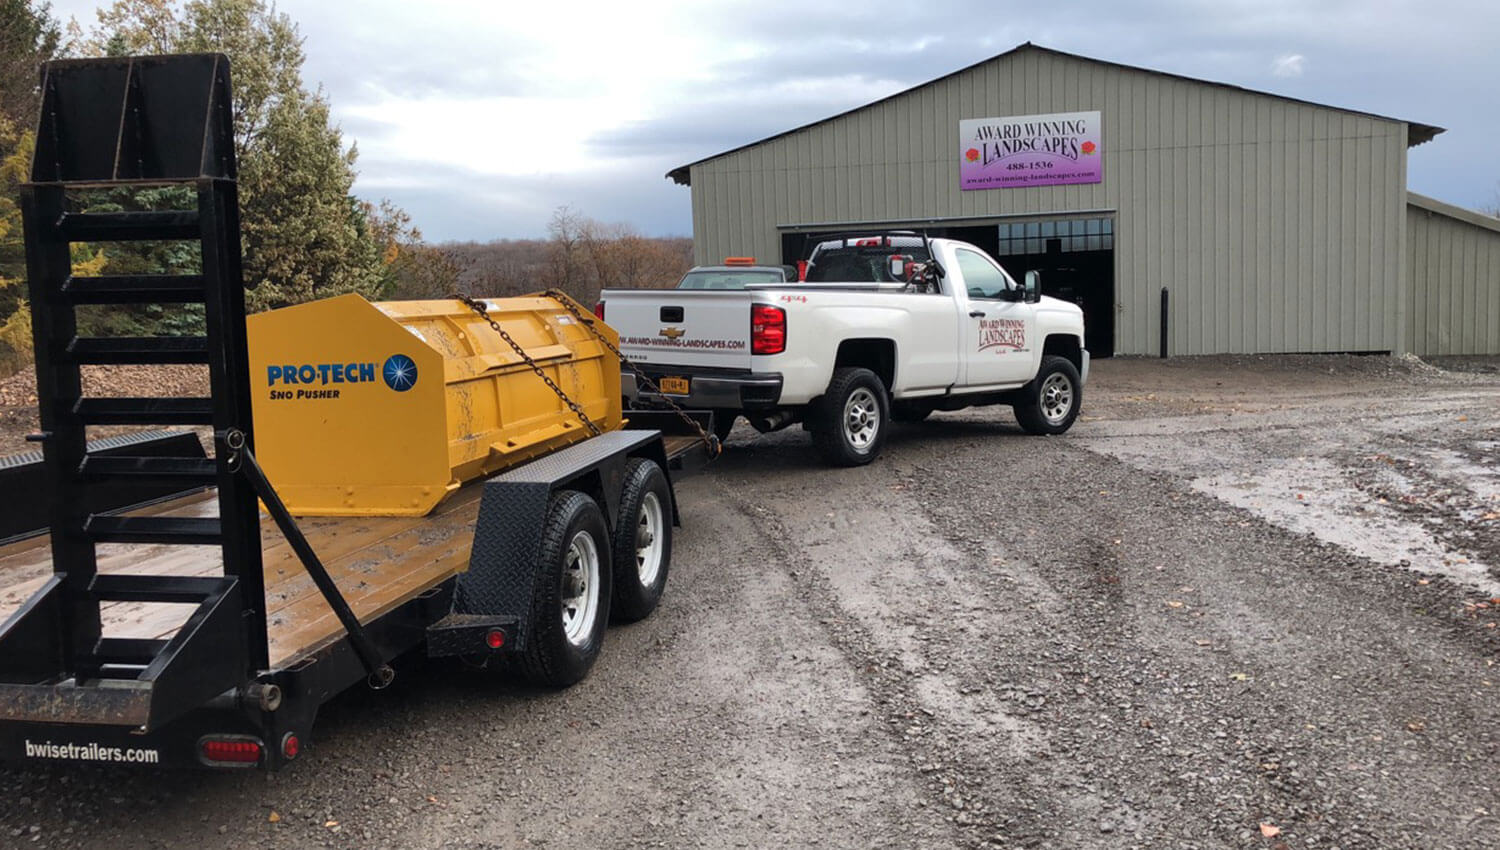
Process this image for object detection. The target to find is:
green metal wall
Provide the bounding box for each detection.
[686,47,1412,356]
[1406,194,1500,356]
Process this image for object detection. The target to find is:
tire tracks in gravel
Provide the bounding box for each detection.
[732,415,1500,848]
[709,434,1068,849]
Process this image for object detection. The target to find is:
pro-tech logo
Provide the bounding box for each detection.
[382,354,418,392]
[267,354,418,400]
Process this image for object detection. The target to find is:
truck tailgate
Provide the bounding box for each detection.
[600,290,752,371]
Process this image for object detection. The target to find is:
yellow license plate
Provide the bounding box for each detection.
[658,376,690,395]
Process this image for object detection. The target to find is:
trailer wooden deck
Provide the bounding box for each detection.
[0,485,483,669]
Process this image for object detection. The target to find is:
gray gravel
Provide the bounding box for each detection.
[1,355,1497,849]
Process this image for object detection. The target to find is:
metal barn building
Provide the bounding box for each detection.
[667,43,1500,357]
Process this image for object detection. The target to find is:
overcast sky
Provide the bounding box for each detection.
[48,0,1500,242]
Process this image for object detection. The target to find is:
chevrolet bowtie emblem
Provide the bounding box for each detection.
[659,327,685,340]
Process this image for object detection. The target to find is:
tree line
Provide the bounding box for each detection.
[0,0,690,380]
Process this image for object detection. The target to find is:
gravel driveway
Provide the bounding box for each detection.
[1,355,1497,849]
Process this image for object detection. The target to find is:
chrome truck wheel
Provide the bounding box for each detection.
[1015,355,1082,436]
[811,367,890,467]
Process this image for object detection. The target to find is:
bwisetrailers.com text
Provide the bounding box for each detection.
[24,739,160,763]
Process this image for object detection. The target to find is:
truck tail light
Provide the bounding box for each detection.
[751,305,786,355]
[200,737,262,766]
[593,301,605,320]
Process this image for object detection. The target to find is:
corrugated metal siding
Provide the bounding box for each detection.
[1406,200,1500,355]
[687,48,1409,355]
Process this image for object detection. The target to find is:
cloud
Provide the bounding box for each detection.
[51,0,1500,237]
[1271,54,1306,77]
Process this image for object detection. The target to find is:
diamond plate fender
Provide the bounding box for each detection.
[454,431,667,647]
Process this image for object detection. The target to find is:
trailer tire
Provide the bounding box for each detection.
[1013,355,1083,435]
[610,458,672,623]
[519,490,613,687]
[811,367,889,466]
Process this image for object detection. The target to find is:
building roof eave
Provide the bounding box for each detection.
[665,42,1447,187]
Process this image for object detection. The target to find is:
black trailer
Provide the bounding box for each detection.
[0,54,713,770]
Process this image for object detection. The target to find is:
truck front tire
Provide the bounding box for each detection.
[519,490,613,687]
[610,458,672,623]
[1014,355,1082,435]
[811,367,889,466]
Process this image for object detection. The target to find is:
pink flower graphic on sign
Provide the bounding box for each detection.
[1081,141,1097,155]
[965,148,980,162]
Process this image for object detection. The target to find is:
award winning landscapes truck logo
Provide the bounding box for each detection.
[266,354,417,399]
[977,318,1027,353]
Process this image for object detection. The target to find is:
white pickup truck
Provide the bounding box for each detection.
[599,234,1088,466]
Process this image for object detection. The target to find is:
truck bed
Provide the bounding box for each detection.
[0,486,482,670]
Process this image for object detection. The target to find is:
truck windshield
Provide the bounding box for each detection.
[678,270,785,290]
[805,247,932,283]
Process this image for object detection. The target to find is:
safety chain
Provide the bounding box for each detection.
[540,289,721,459]
[451,293,603,437]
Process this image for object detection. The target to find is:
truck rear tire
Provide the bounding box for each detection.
[811,367,889,466]
[1014,355,1082,435]
[519,490,613,687]
[610,458,672,623]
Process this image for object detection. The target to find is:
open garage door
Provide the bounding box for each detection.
[995,217,1115,357]
[779,218,1115,357]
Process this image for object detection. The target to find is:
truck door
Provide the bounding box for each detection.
[953,247,1036,388]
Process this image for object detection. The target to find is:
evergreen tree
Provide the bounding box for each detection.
[93,0,391,311]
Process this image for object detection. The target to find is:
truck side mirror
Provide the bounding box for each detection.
[1024,270,1041,303]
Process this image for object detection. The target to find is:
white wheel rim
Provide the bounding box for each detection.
[561,530,601,647]
[843,387,880,451]
[1040,372,1074,425]
[635,491,665,587]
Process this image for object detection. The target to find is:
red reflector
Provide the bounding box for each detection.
[201,738,261,764]
[751,304,787,355]
[795,260,807,281]
[281,733,300,760]
[485,629,506,649]
[593,301,605,320]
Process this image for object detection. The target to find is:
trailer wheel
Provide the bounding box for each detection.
[610,458,672,623]
[1014,355,1083,435]
[811,367,889,466]
[519,490,613,687]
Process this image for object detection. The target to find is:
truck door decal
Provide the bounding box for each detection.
[977,317,1027,353]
